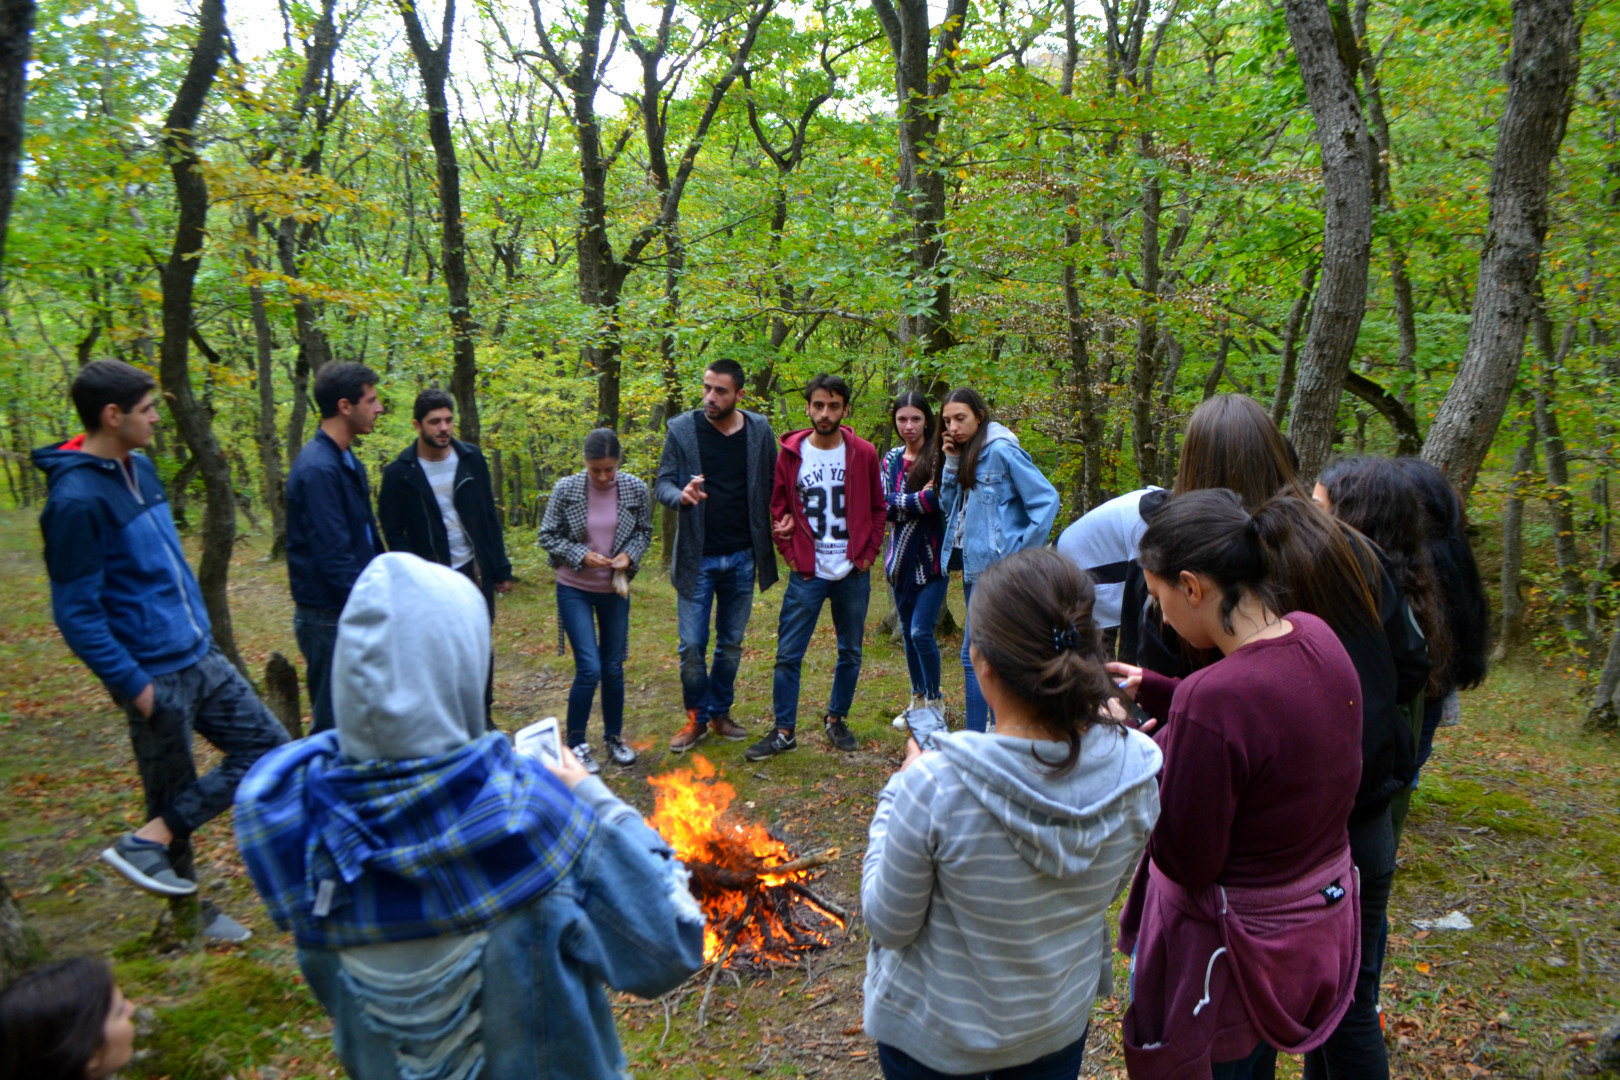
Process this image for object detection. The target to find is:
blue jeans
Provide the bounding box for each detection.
[295,604,341,734]
[772,569,871,731]
[896,577,947,700]
[877,1027,1088,1080]
[960,580,990,732]
[556,584,630,744]
[677,551,756,728]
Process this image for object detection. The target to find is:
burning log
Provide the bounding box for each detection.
[646,757,847,968]
[687,848,841,892]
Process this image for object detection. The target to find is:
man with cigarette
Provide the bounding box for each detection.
[654,359,779,752]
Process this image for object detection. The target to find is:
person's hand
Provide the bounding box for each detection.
[132,683,155,718]
[609,553,631,570]
[680,475,707,506]
[900,736,924,771]
[940,431,958,455]
[773,513,795,540]
[495,579,514,595]
[583,551,612,568]
[1105,661,1143,700]
[546,744,593,789]
[855,557,871,573]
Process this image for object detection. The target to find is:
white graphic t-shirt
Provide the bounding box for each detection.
[420,450,474,568]
[797,440,851,580]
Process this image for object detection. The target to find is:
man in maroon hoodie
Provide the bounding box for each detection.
[746,374,886,760]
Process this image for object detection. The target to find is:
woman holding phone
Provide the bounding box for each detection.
[936,387,1059,731]
[1109,490,1364,1080]
[882,392,947,727]
[538,428,654,771]
[863,547,1161,1079]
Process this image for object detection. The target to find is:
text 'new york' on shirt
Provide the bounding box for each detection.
[797,439,851,580]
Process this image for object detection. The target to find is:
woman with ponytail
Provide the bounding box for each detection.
[882,392,947,726]
[862,547,1161,1080]
[1108,490,1364,1080]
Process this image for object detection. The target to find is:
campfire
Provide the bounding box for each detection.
[647,755,847,968]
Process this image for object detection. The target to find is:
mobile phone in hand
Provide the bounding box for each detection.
[515,716,563,768]
[904,704,948,753]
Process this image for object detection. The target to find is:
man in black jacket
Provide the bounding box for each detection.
[378,389,513,720]
[286,362,383,733]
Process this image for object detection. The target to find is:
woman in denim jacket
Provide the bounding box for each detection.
[936,387,1059,731]
[235,554,704,1080]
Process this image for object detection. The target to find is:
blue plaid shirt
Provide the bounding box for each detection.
[235,731,596,948]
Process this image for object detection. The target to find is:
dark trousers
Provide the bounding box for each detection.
[677,550,756,726]
[897,576,948,700]
[121,647,289,874]
[960,580,991,731]
[772,568,871,731]
[1214,1042,1271,1080]
[877,1027,1087,1080]
[1254,813,1394,1080]
[556,583,630,745]
[295,604,341,734]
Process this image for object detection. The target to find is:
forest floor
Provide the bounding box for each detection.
[0,508,1617,1080]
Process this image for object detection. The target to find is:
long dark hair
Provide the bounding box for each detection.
[1141,489,1382,639]
[968,547,1123,775]
[1320,457,1451,695]
[891,391,939,494]
[0,957,116,1080]
[937,387,990,491]
[1396,457,1490,692]
[1176,394,1306,508]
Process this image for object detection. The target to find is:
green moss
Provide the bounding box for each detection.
[1412,777,1551,838]
[115,952,327,1080]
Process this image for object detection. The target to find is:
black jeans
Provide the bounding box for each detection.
[878,1026,1088,1080]
[1254,813,1394,1080]
[455,560,497,728]
[121,647,289,874]
[295,604,341,734]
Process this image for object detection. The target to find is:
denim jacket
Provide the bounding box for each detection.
[939,423,1060,583]
[297,776,706,1080]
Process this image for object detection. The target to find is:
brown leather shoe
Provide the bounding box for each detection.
[710,715,749,741]
[669,716,708,753]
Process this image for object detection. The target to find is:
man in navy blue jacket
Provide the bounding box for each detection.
[33,360,288,925]
[285,362,383,733]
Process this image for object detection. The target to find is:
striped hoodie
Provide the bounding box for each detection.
[862,726,1162,1073]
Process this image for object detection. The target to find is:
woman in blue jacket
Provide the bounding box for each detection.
[936,387,1059,731]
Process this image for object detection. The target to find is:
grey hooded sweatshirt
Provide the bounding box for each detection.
[862,725,1162,1073]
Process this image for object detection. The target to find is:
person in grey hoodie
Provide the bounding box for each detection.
[863,547,1161,1080]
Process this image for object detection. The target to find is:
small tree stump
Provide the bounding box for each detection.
[265,652,302,740]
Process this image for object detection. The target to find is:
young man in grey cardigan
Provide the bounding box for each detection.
[654,360,780,751]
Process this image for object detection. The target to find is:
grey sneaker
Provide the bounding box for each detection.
[201,904,253,943]
[571,743,602,775]
[101,833,197,897]
[604,735,637,767]
[744,729,798,761]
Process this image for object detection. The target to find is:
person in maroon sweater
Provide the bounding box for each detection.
[747,373,886,760]
[1108,490,1364,1080]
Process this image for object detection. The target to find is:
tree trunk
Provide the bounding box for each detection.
[1270,262,1318,426]
[397,0,480,442]
[1281,0,1373,479]
[1421,0,1582,499]
[1531,303,1586,643]
[0,0,34,285]
[158,0,246,680]
[246,218,288,558]
[1494,398,1537,661]
[1131,160,1162,486]
[871,0,970,356]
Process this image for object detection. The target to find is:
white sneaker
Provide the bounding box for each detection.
[571,743,602,775]
[892,694,925,729]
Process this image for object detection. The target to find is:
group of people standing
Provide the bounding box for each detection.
[11,354,1491,1080]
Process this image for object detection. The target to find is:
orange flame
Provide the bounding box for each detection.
[646,755,842,963]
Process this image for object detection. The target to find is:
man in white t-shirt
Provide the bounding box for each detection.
[747,374,886,761]
[378,390,514,721]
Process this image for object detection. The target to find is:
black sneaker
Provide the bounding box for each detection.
[824,716,858,752]
[101,833,197,897]
[744,729,798,761]
[604,735,637,767]
[571,743,602,775]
